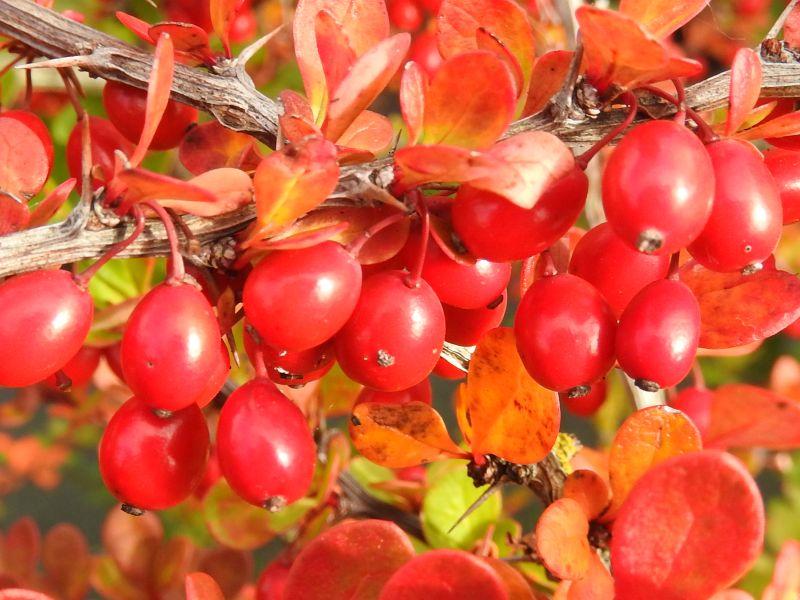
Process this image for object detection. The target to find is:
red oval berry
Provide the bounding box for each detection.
[243,325,335,386]
[670,386,713,437]
[354,378,432,407]
[689,140,782,272]
[103,81,198,150]
[388,0,424,30]
[616,279,701,390]
[256,559,291,600]
[763,147,800,224]
[408,31,443,78]
[99,396,210,511]
[602,120,714,254]
[515,273,616,394]
[560,378,607,417]
[243,242,362,352]
[442,293,507,346]
[0,270,93,387]
[335,270,445,391]
[568,222,671,317]
[121,283,230,411]
[433,356,465,380]
[452,168,588,262]
[217,378,316,507]
[66,116,134,190]
[44,345,102,390]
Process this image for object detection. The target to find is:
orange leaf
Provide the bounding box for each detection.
[316,11,357,103]
[247,137,339,245]
[679,259,800,349]
[476,28,524,98]
[523,50,572,116]
[763,540,800,600]
[210,0,238,57]
[481,557,536,600]
[336,110,394,157]
[455,384,473,445]
[101,507,162,583]
[279,90,321,144]
[562,469,611,521]
[437,0,535,100]
[422,51,516,149]
[148,23,215,65]
[185,573,225,600]
[463,327,560,464]
[348,401,466,468]
[115,168,216,213]
[179,121,261,176]
[607,405,701,517]
[619,0,709,39]
[42,524,90,600]
[737,110,800,141]
[400,62,427,146]
[255,221,351,251]
[787,3,800,49]
[130,33,175,167]
[164,168,252,217]
[705,384,800,450]
[0,194,30,235]
[0,518,40,584]
[28,179,76,228]
[323,33,410,142]
[535,498,592,580]
[202,479,274,550]
[0,115,51,199]
[725,48,762,137]
[116,11,154,43]
[0,590,56,600]
[561,553,614,600]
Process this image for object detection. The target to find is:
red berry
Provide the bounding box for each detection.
[419,0,442,13]
[763,147,800,224]
[568,222,671,317]
[103,81,198,150]
[243,242,362,352]
[44,345,102,389]
[443,294,507,346]
[515,273,616,395]
[670,386,712,436]
[784,316,800,339]
[616,279,701,391]
[0,270,93,387]
[121,283,230,412]
[560,379,607,417]
[256,559,291,600]
[433,356,465,379]
[452,168,588,262]
[243,325,335,386]
[66,116,134,190]
[104,341,125,381]
[230,8,258,42]
[194,447,222,499]
[99,396,210,511]
[217,378,316,507]
[409,31,443,78]
[602,120,714,254]
[689,139,782,272]
[388,0,424,30]
[354,378,432,406]
[335,270,445,391]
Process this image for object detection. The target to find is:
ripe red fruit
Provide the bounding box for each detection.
[354,378,432,406]
[408,31,443,77]
[243,325,335,386]
[103,342,125,381]
[335,270,445,391]
[689,140,782,272]
[256,559,291,600]
[568,222,671,317]
[99,396,210,511]
[515,274,616,395]
[388,0,423,30]
[763,147,800,224]
[66,116,134,190]
[44,346,102,390]
[560,378,607,417]
[670,386,713,437]
[442,294,507,346]
[243,242,362,352]
[452,168,588,262]
[217,378,316,508]
[103,81,198,150]
[121,283,230,412]
[0,270,93,387]
[433,356,466,379]
[602,120,714,254]
[616,279,701,391]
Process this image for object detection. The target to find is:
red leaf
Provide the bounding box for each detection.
[725,48,762,137]
[42,524,90,600]
[437,0,535,100]
[323,33,410,142]
[179,122,261,175]
[560,553,614,600]
[256,221,351,250]
[283,520,414,600]
[0,591,55,600]
[679,259,800,348]
[116,11,154,43]
[535,498,591,580]
[316,11,357,102]
[737,110,800,141]
[0,194,30,235]
[704,384,800,450]
[0,115,51,199]
[763,540,800,600]
[130,33,176,167]
[185,572,225,600]
[336,110,394,157]
[0,518,40,584]
[618,0,709,39]
[422,51,516,149]
[164,168,252,217]
[379,549,508,599]
[28,179,76,228]
[400,62,427,145]
[115,168,217,213]
[101,507,162,582]
[210,0,238,57]
[148,23,215,65]
[279,90,321,144]
[523,50,572,116]
[611,450,764,600]
[562,469,611,521]
[475,28,524,98]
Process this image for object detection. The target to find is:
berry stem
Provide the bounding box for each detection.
[74,205,146,287]
[519,256,536,298]
[404,193,429,289]
[575,91,638,170]
[637,84,719,143]
[672,79,687,126]
[667,252,681,280]
[141,200,186,285]
[692,360,707,390]
[346,210,409,258]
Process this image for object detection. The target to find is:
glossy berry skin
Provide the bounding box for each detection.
[354,378,432,407]
[408,31,443,78]
[452,168,589,262]
[243,242,362,352]
[121,283,229,412]
[103,81,198,150]
[388,0,423,30]
[616,279,701,390]
[568,222,671,317]
[44,346,102,390]
[433,356,465,380]
[99,396,210,510]
[764,148,800,224]
[670,386,712,437]
[560,379,607,417]
[256,559,291,600]
[335,270,445,391]
[0,270,94,387]
[602,120,714,254]
[217,378,316,507]
[66,116,134,190]
[689,140,782,272]
[443,294,507,346]
[515,274,616,394]
[243,325,335,386]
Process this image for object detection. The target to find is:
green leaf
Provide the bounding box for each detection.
[422,460,501,549]
[347,456,396,504]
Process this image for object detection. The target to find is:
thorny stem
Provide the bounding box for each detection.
[404,193,429,289]
[346,209,409,258]
[764,0,800,42]
[638,84,718,143]
[58,68,94,209]
[549,38,584,123]
[74,206,146,287]
[141,200,186,284]
[575,91,638,169]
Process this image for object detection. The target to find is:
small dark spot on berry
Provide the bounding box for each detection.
[741,262,762,275]
[744,244,752,253]
[263,496,287,512]
[487,294,504,310]
[636,229,663,254]
[635,378,661,392]
[121,503,145,516]
[153,409,173,419]
[351,414,362,426]
[146,361,154,368]
[567,385,590,398]
[376,349,395,367]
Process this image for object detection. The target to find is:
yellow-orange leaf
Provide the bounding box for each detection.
[535,498,592,580]
[619,0,709,39]
[562,469,611,521]
[349,401,467,468]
